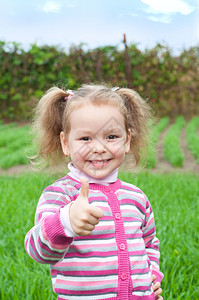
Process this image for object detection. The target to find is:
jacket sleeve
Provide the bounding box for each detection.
[24,184,74,265]
[142,195,164,283]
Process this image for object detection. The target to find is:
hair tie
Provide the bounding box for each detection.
[64,88,118,101]
[64,90,75,101]
[112,87,119,92]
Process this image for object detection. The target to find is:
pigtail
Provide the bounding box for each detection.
[30,87,68,168]
[117,88,152,167]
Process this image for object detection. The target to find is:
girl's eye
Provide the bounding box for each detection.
[107,135,118,140]
[81,137,90,141]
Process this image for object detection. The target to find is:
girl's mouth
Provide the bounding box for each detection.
[87,159,112,167]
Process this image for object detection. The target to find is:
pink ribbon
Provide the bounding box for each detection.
[64,87,119,101]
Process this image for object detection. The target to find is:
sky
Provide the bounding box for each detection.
[0,0,198,54]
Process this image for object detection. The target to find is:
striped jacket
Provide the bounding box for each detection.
[25,175,163,300]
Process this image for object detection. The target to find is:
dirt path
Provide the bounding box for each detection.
[150,124,175,173]
[0,165,33,176]
[150,125,199,174]
[180,127,199,173]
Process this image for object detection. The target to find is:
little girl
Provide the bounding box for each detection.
[25,84,163,300]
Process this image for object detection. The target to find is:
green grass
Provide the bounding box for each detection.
[0,173,57,300]
[0,122,17,130]
[186,116,199,163]
[163,116,185,167]
[0,172,199,299]
[0,124,31,169]
[147,117,170,168]
[120,172,199,299]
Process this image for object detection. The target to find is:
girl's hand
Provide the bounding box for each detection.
[69,177,104,236]
[152,275,163,300]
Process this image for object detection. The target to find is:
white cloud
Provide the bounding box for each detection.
[148,14,172,23]
[42,1,61,13]
[141,0,195,15]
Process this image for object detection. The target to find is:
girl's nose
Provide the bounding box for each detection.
[92,140,107,154]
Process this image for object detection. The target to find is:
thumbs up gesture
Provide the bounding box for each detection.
[69,178,104,236]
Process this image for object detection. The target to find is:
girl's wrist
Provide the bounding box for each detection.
[60,204,78,238]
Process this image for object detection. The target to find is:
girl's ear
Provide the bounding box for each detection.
[60,131,70,156]
[125,129,131,154]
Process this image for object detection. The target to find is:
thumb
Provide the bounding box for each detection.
[79,177,89,200]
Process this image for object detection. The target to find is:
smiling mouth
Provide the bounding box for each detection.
[87,159,112,166]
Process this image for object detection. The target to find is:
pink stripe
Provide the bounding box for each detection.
[131,267,149,274]
[103,216,116,221]
[128,242,145,248]
[70,242,116,250]
[130,295,155,300]
[130,259,147,265]
[143,236,153,244]
[95,206,111,212]
[75,233,115,240]
[66,250,117,258]
[143,228,155,239]
[52,269,118,276]
[40,199,67,205]
[56,259,118,267]
[122,216,142,221]
[94,225,115,231]
[128,250,146,256]
[56,278,117,287]
[120,185,141,193]
[44,186,65,193]
[125,233,142,239]
[124,225,142,230]
[90,196,108,201]
[149,257,159,264]
[55,287,116,295]
[133,286,150,291]
[29,237,52,263]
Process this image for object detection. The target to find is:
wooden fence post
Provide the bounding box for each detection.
[123,34,132,88]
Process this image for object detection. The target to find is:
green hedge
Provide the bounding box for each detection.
[0,41,199,120]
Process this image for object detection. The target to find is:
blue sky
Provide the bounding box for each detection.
[0,0,198,54]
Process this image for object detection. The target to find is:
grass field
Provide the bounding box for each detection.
[0,172,199,299]
[0,124,31,169]
[186,116,199,163]
[163,116,185,167]
[0,117,199,299]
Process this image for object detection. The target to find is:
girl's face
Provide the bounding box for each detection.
[60,103,131,179]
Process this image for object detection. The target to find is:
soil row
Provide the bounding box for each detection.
[150,127,199,173]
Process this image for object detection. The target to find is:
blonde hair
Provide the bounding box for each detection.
[30,84,152,170]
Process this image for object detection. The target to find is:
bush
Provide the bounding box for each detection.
[0,41,199,120]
